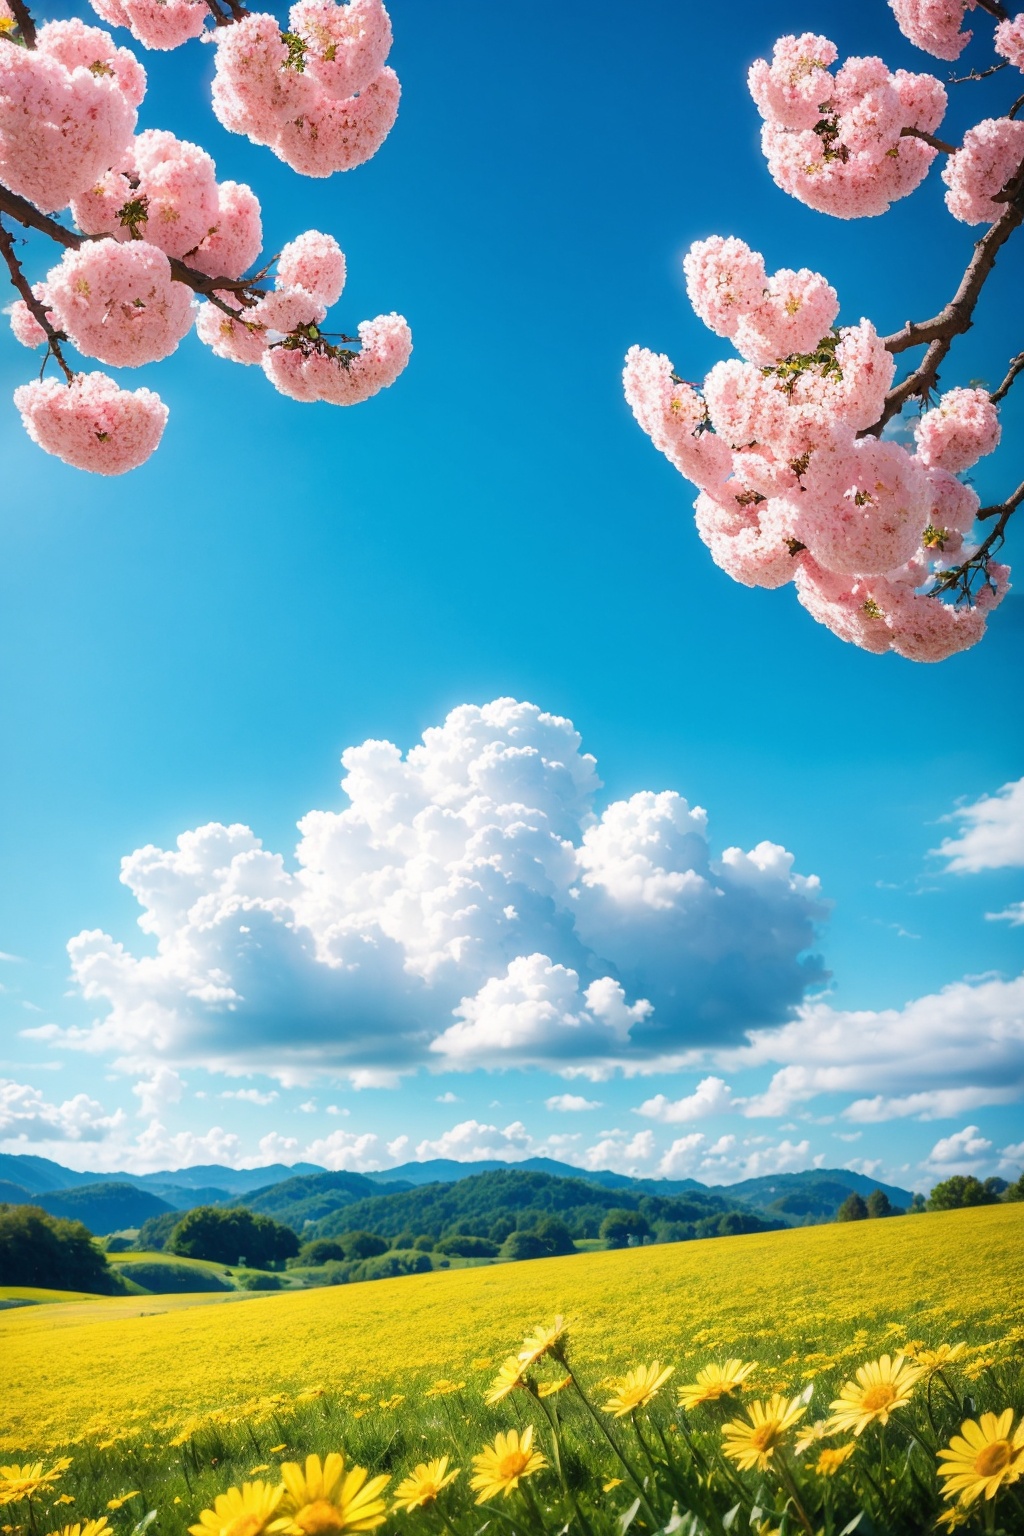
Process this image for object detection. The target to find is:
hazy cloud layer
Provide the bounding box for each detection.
[63,699,825,1083]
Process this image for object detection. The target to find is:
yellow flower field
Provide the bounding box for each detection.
[3,1203,1022,1455]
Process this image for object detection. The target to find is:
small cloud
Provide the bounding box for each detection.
[636,1076,734,1123]
[299,1099,318,1113]
[934,778,1024,874]
[220,1087,279,1106]
[987,901,1024,927]
[435,1091,461,1104]
[326,1104,349,1117]
[923,1124,993,1176]
[545,1093,602,1112]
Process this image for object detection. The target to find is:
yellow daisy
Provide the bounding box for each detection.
[603,1362,675,1418]
[935,1506,970,1530]
[189,1482,283,1536]
[537,1375,571,1399]
[391,1458,459,1514]
[518,1316,568,1368]
[915,1343,968,1376]
[469,1426,547,1504]
[485,1357,526,1405]
[677,1359,756,1410]
[828,1355,922,1437]
[424,1381,464,1398]
[722,1394,808,1472]
[46,1522,111,1536]
[937,1410,1024,1507]
[0,1465,69,1508]
[813,1444,856,1477]
[273,1454,389,1534]
[105,1494,140,1511]
[794,1420,832,1457]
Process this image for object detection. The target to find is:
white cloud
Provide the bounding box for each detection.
[59,700,824,1083]
[998,1140,1024,1176]
[636,1076,734,1123]
[220,1087,279,1105]
[297,1128,387,1172]
[132,1066,185,1117]
[923,1124,993,1176]
[988,901,1024,927]
[579,1128,656,1175]
[299,1099,317,1113]
[731,973,1024,1118]
[435,1091,461,1104]
[0,1078,126,1146]
[414,1118,535,1163]
[844,1087,1019,1123]
[657,1132,706,1177]
[546,1093,602,1112]
[935,778,1024,873]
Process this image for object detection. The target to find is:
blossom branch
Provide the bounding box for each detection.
[5,0,36,46]
[0,181,265,318]
[991,350,1024,402]
[0,213,73,382]
[949,62,1008,84]
[975,0,1009,18]
[931,483,1023,605]
[900,125,958,154]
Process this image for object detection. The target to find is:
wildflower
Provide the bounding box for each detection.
[391,1458,459,1514]
[828,1355,922,1436]
[722,1394,808,1471]
[795,1421,832,1456]
[937,1409,1024,1507]
[469,1426,547,1503]
[814,1444,856,1477]
[677,1359,756,1410]
[268,1447,287,1455]
[53,1497,76,1507]
[190,1483,283,1536]
[424,1381,464,1398]
[275,1455,389,1535]
[105,1495,139,1511]
[0,1466,70,1508]
[935,1508,970,1531]
[485,1357,526,1405]
[46,1522,111,1536]
[537,1376,571,1399]
[518,1316,568,1367]
[916,1344,967,1376]
[602,1480,623,1492]
[603,1362,675,1417]
[249,1467,271,1476]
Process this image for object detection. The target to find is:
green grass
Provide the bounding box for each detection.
[0,1285,106,1307]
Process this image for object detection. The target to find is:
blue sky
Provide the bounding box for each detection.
[0,0,1021,1193]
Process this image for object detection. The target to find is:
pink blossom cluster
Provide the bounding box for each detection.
[748,32,948,218]
[210,0,399,177]
[33,237,195,366]
[995,15,1024,68]
[624,237,1009,662]
[196,229,411,405]
[88,0,206,51]
[71,128,263,278]
[14,370,168,474]
[942,116,1024,223]
[0,17,142,211]
[889,0,975,61]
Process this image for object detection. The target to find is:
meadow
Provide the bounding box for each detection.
[2,1204,1023,1534]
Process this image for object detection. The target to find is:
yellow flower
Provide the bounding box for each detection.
[795,1421,831,1457]
[937,1409,1024,1507]
[828,1355,922,1437]
[518,1316,567,1368]
[603,1362,675,1417]
[537,1375,571,1399]
[0,1466,67,1507]
[469,1426,547,1504]
[268,1447,287,1456]
[602,1480,623,1493]
[814,1444,856,1477]
[53,1497,76,1507]
[105,1494,139,1511]
[485,1357,526,1406]
[249,1467,271,1476]
[274,1455,389,1534]
[391,1457,459,1514]
[722,1394,808,1472]
[916,1343,967,1376]
[190,1482,283,1536]
[935,1508,970,1531]
[46,1522,111,1536]
[677,1359,756,1410]
[424,1381,464,1398]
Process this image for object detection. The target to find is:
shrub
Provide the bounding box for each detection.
[297,1238,348,1266]
[237,1272,283,1291]
[168,1207,299,1268]
[0,1204,121,1293]
[434,1235,499,1259]
[599,1209,651,1248]
[351,1251,433,1281]
[532,1215,577,1256]
[500,1231,548,1261]
[339,1231,389,1261]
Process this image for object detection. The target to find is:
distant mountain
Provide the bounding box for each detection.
[234,1169,394,1227]
[34,1182,176,1234]
[0,1180,34,1205]
[726,1169,916,1219]
[0,1153,106,1194]
[365,1157,705,1193]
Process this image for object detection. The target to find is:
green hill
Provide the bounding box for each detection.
[35,1183,176,1234]
[230,1169,382,1228]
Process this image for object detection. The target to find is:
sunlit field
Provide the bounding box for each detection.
[2,1205,1023,1534]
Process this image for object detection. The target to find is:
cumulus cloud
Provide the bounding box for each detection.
[132,1066,185,1117]
[935,778,1024,873]
[0,1078,126,1145]
[988,901,1024,927]
[546,1093,602,1112]
[220,1087,279,1105]
[844,1087,1019,1122]
[636,1076,734,1123]
[654,1129,820,1182]
[60,700,824,1083]
[414,1118,535,1163]
[731,973,1024,1118]
[923,1124,993,1175]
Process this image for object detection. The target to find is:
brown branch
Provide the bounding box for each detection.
[6,0,36,46]
[975,0,1009,18]
[949,61,1008,84]
[991,351,1024,403]
[930,484,1022,606]
[979,479,1024,523]
[1009,93,1024,121]
[900,125,958,154]
[0,213,74,382]
[0,180,264,317]
[863,157,1024,434]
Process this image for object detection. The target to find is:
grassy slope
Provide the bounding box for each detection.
[3,1203,1022,1453]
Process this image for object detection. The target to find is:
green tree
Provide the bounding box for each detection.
[866,1189,892,1219]
[928,1176,998,1211]
[908,1193,927,1214]
[532,1214,577,1256]
[1003,1172,1024,1203]
[168,1206,299,1267]
[297,1238,347,1266]
[0,1204,122,1293]
[599,1209,651,1248]
[337,1231,388,1261]
[836,1193,868,1222]
[138,1210,182,1251]
[500,1230,548,1261]
[434,1234,499,1258]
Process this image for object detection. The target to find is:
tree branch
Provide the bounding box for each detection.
[6,0,36,46]
[1009,93,1024,121]
[991,350,1024,403]
[900,125,958,154]
[929,483,1022,606]
[949,61,1008,84]
[975,0,1009,19]
[979,480,1024,523]
[0,213,74,382]
[863,157,1024,434]
[0,180,264,317]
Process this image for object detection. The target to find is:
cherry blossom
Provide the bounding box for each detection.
[942,117,1024,224]
[915,387,1001,473]
[43,237,195,366]
[994,14,1024,69]
[888,0,975,61]
[13,369,168,473]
